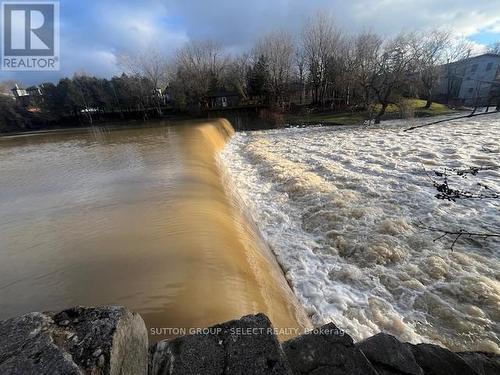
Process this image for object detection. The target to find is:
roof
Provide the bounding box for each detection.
[440,53,500,68]
[476,53,500,58]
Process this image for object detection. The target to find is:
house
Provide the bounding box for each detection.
[11,84,43,108]
[11,84,28,99]
[205,91,241,109]
[435,53,500,106]
[153,87,170,106]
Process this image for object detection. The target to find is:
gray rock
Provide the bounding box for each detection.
[282,323,378,375]
[357,333,423,375]
[457,352,500,375]
[0,312,82,375]
[149,313,292,375]
[0,306,148,375]
[408,343,479,375]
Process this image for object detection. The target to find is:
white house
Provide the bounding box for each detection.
[11,84,29,99]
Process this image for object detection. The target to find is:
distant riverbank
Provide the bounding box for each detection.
[1,99,464,135]
[0,108,198,135]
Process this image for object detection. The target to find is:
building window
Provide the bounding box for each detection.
[468,88,474,93]
[486,62,493,71]
[470,64,478,73]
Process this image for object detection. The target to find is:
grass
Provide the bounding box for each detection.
[286,99,457,126]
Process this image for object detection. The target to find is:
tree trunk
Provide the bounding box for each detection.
[424,88,433,109]
[375,102,388,124]
[363,87,371,110]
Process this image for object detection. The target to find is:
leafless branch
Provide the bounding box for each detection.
[415,221,500,251]
[422,165,499,201]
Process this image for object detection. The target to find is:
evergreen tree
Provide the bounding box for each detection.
[247,54,270,101]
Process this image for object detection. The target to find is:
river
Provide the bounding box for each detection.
[0,119,311,342]
[2,115,498,352]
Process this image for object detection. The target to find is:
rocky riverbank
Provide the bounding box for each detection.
[1,306,498,374]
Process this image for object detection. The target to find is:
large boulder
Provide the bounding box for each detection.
[149,313,292,375]
[408,343,480,375]
[457,352,500,375]
[0,306,148,375]
[282,323,378,375]
[357,333,423,375]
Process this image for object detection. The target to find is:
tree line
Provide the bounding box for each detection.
[0,73,165,131]
[164,13,488,122]
[2,12,498,132]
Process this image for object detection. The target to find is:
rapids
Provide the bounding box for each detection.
[221,113,500,353]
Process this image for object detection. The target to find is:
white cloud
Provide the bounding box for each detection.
[348,0,500,37]
[93,2,188,52]
[1,0,499,85]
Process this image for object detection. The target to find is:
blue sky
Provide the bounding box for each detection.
[1,0,499,85]
[470,32,500,46]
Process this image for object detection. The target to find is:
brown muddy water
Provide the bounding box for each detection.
[0,119,311,341]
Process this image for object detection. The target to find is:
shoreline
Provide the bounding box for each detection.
[1,306,499,374]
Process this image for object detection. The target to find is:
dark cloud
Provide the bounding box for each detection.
[1,0,498,85]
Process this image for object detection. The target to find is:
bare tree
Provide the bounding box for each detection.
[294,46,307,105]
[487,42,500,54]
[253,30,295,107]
[371,32,421,123]
[118,48,168,90]
[174,40,228,108]
[325,36,352,109]
[118,48,168,115]
[301,12,342,107]
[443,36,473,63]
[225,53,251,100]
[351,31,383,110]
[417,30,450,109]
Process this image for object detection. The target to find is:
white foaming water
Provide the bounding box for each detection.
[220,113,500,353]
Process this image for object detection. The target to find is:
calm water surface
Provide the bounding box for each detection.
[0,120,310,341]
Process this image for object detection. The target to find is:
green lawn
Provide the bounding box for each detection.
[286,99,457,126]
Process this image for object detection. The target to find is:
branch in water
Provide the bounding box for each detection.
[415,222,500,251]
[404,109,500,132]
[422,165,500,201]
